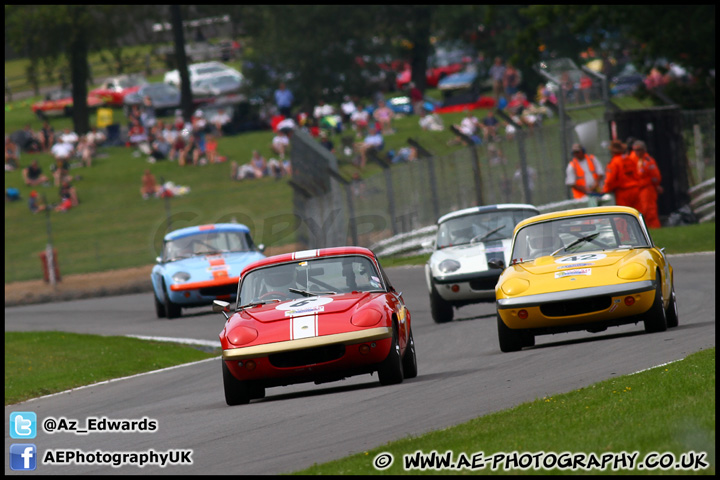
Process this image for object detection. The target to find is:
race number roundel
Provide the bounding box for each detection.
[555,253,606,264]
[276,297,334,315]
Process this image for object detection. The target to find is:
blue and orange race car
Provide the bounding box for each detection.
[151,223,265,319]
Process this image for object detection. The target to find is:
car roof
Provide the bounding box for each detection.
[513,206,642,231]
[164,223,250,241]
[437,204,539,225]
[241,246,376,274]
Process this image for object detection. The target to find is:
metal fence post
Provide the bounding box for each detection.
[369,150,398,235]
[516,129,533,205]
[448,126,483,207]
[43,194,57,287]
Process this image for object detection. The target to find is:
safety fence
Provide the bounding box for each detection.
[291,105,714,259]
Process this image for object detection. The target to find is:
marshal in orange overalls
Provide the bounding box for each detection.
[568,154,602,199]
[603,140,641,211]
[629,144,662,228]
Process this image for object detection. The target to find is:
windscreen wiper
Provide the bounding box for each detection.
[237,299,280,310]
[551,232,600,256]
[289,287,337,296]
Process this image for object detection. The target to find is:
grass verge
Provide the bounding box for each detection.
[4,331,218,405]
[294,348,715,475]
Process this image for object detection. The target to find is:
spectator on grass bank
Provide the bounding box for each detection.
[211,108,231,136]
[28,190,47,213]
[141,169,162,199]
[230,160,257,181]
[449,109,481,145]
[250,150,268,178]
[480,110,500,142]
[418,108,444,132]
[22,159,50,186]
[5,137,20,171]
[489,57,506,102]
[59,127,79,146]
[354,127,384,169]
[503,62,520,99]
[318,130,334,153]
[340,95,357,124]
[274,82,294,117]
[409,82,424,115]
[372,100,394,135]
[40,120,55,152]
[55,179,78,212]
[271,131,290,159]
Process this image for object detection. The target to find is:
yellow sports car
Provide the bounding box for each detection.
[491,206,678,352]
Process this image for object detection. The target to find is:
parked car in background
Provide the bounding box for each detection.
[213,246,417,405]
[164,61,242,88]
[396,44,474,90]
[493,206,679,352]
[364,95,440,116]
[437,62,492,108]
[89,74,148,107]
[425,204,540,323]
[31,88,104,118]
[191,73,243,98]
[610,65,645,97]
[123,82,182,116]
[151,223,266,319]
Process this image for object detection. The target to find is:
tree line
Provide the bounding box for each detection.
[5,5,714,134]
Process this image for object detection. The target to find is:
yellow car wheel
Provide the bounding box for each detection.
[644,271,668,333]
[497,312,523,352]
[665,285,679,328]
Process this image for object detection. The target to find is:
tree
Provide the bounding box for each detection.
[170,5,194,122]
[6,5,101,134]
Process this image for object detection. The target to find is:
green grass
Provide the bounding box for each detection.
[4,331,218,405]
[650,222,716,254]
[295,348,715,475]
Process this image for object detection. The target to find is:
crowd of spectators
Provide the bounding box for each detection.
[5,118,109,213]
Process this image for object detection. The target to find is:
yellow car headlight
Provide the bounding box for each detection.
[617,263,647,280]
[501,278,530,296]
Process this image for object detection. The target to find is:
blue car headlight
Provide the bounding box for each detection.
[438,259,461,274]
[172,271,191,284]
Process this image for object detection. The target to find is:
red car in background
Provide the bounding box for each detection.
[396,47,474,90]
[89,74,148,107]
[213,246,417,405]
[31,88,104,118]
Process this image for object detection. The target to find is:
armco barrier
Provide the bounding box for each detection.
[689,177,715,223]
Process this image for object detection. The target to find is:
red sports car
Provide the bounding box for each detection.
[31,88,104,118]
[213,246,417,405]
[396,49,473,90]
[89,74,148,107]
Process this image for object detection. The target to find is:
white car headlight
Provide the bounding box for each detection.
[438,259,461,274]
[172,272,191,283]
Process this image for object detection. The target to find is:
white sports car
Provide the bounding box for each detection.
[425,204,540,323]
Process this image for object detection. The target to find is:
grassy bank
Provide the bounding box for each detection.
[295,348,715,475]
[4,331,218,405]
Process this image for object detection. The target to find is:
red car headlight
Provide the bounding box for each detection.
[351,309,382,327]
[227,325,258,346]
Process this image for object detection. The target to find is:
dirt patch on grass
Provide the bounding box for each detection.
[4,244,300,307]
[4,265,155,307]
